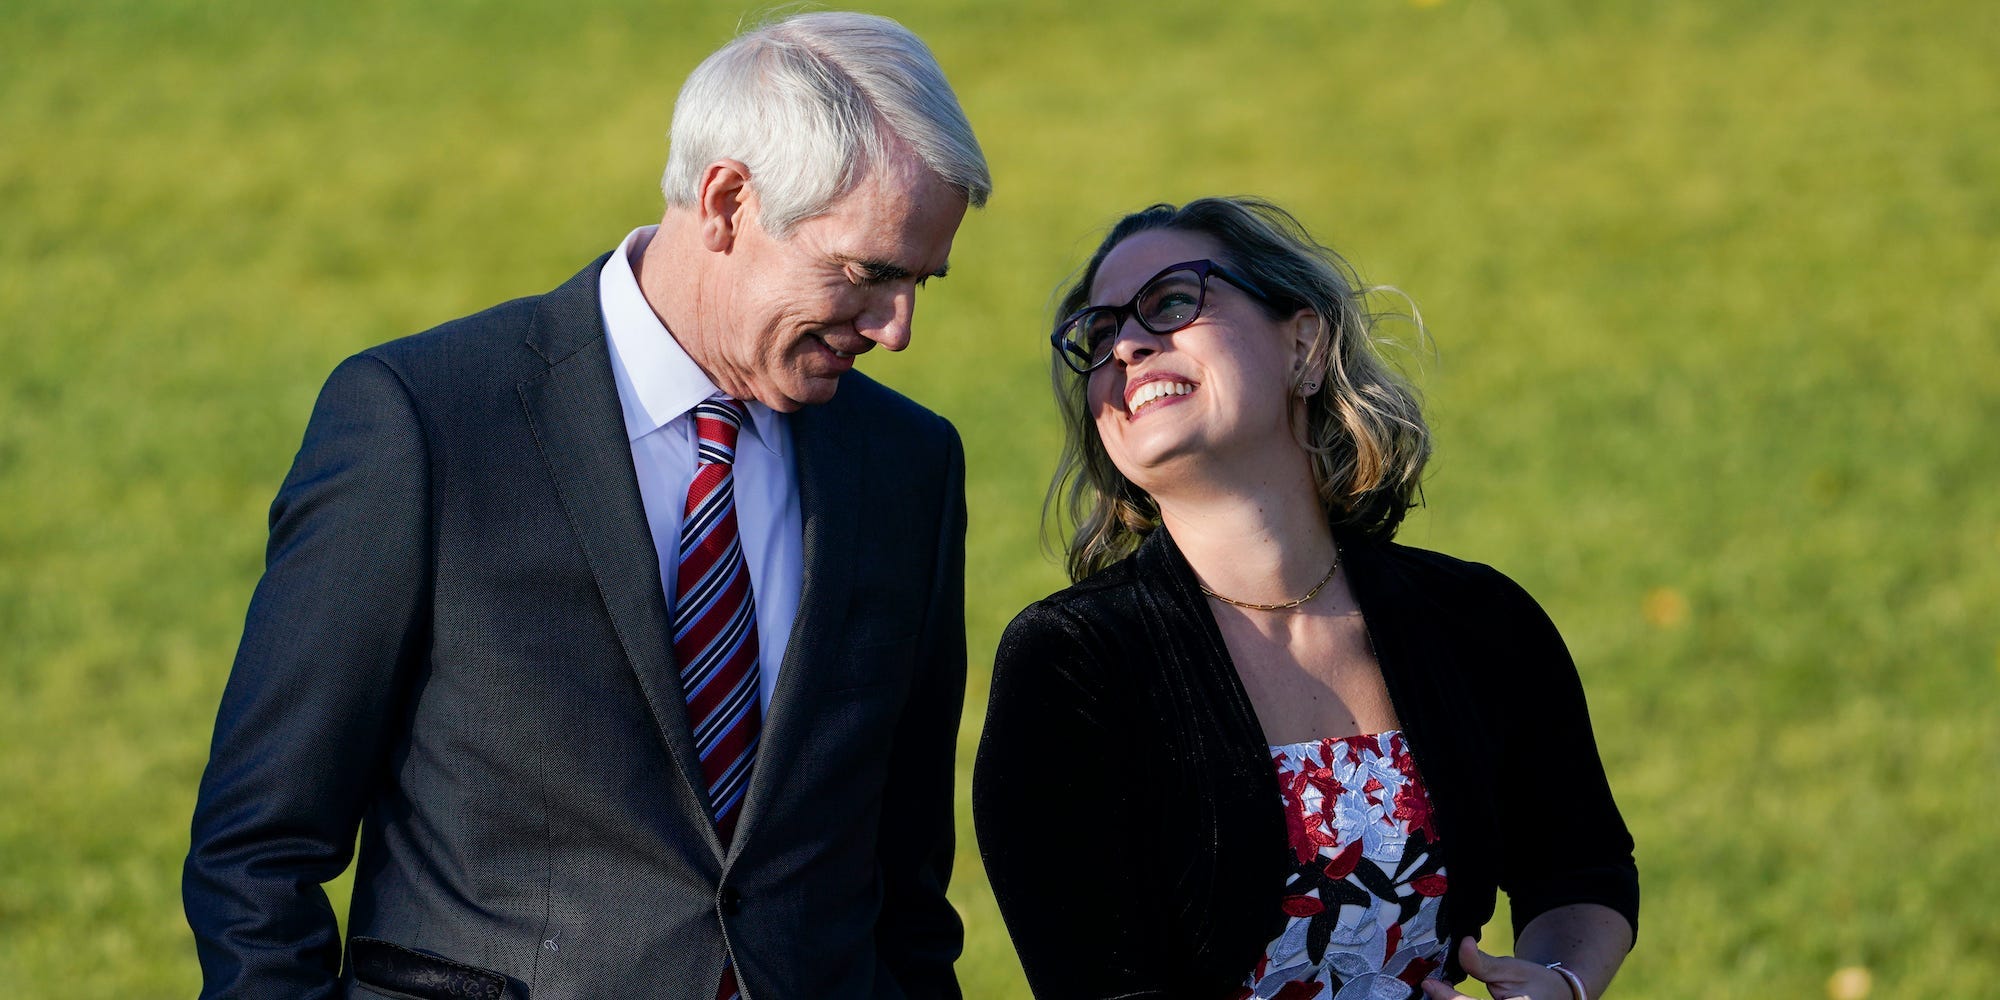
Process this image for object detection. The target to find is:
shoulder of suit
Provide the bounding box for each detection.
[358,294,544,377]
[343,254,607,392]
[338,251,605,414]
[828,370,958,443]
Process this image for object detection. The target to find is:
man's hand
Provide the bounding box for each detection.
[1420,937,1577,1000]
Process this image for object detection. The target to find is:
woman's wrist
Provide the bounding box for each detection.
[1545,962,1587,1000]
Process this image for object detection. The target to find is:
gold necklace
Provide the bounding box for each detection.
[1198,551,1340,612]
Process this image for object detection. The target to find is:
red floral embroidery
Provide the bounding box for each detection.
[1323,839,1364,880]
[1281,784,1315,864]
[1283,785,1339,864]
[1390,734,1421,782]
[1303,755,1346,803]
[1393,778,1439,842]
[1396,955,1442,989]
[1249,732,1447,1000]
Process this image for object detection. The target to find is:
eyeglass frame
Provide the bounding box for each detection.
[1050,258,1274,375]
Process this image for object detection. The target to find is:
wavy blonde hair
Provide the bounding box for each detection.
[1046,197,1432,582]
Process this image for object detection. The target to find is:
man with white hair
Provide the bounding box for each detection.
[184,12,989,999]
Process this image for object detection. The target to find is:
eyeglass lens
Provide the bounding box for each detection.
[1067,268,1207,370]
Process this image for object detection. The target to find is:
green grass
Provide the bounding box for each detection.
[4,1,1996,996]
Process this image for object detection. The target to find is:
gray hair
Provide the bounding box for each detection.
[662,11,992,235]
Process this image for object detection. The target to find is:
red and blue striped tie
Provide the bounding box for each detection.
[672,397,762,1000]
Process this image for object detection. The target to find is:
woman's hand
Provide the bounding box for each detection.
[1419,937,1578,1000]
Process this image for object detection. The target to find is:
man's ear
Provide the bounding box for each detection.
[696,159,754,252]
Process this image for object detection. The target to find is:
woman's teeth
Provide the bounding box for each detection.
[1130,380,1194,413]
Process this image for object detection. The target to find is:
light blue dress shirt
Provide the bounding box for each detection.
[599,225,802,711]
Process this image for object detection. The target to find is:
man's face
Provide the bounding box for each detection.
[707,154,969,412]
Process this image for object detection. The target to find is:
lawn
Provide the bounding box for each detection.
[2,1,1995,996]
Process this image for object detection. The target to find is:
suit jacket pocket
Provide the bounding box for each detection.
[348,936,525,1000]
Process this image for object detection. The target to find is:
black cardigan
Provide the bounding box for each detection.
[973,527,1638,999]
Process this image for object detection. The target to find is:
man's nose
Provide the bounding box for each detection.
[857,285,915,352]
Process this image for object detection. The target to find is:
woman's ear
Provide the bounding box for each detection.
[1290,309,1324,397]
[696,159,754,252]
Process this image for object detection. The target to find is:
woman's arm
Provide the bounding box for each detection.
[1486,567,1641,939]
[1424,568,1639,999]
[1514,902,1635,996]
[1423,902,1632,999]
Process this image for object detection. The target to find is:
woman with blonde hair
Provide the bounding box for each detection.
[975,198,1637,1000]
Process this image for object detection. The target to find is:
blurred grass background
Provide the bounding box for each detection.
[3,0,1996,996]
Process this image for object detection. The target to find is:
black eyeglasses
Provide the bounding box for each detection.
[1050,258,1271,374]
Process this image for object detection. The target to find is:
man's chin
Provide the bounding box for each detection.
[770,374,843,412]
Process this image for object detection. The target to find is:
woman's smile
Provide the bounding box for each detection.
[1123,373,1200,419]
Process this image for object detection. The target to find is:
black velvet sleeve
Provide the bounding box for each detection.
[973,602,1177,1000]
[1478,568,1641,943]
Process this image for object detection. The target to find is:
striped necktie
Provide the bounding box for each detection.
[672,396,763,843]
[673,397,762,1000]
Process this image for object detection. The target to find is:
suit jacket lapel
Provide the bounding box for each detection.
[727,395,860,856]
[516,256,722,861]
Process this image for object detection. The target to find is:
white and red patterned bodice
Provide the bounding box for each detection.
[1236,731,1449,1000]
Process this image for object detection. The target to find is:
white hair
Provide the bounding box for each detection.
[661,11,992,236]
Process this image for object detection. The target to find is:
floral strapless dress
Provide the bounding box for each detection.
[1236,731,1449,1000]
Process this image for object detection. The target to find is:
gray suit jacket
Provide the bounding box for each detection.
[185,255,968,1000]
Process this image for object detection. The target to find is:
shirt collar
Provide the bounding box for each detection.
[599,225,783,454]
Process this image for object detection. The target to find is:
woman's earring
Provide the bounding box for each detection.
[1298,380,1320,396]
